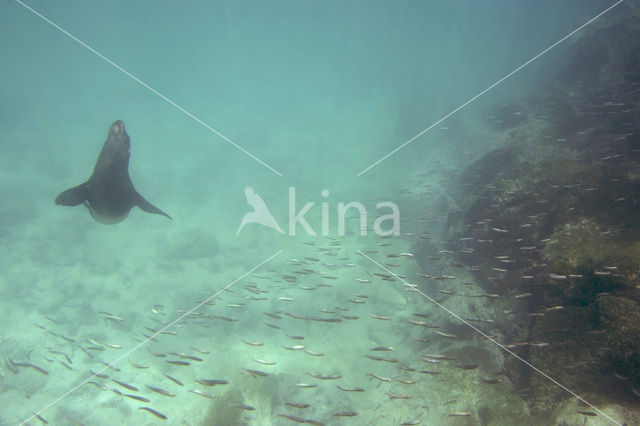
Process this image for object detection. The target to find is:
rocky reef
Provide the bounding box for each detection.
[417,2,640,418]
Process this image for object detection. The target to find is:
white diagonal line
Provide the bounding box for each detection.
[20,250,283,426]
[357,250,622,426]
[14,0,283,177]
[356,0,624,176]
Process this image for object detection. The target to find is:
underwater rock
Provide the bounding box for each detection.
[543,220,640,296]
[199,388,247,426]
[597,296,640,387]
[164,228,219,260]
[527,305,609,413]
[435,3,640,418]
[598,296,640,349]
[552,398,640,426]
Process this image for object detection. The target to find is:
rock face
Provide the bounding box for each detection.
[426,3,640,417]
[598,296,640,382]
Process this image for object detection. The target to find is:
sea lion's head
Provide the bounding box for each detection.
[110,120,125,135]
[106,120,131,159]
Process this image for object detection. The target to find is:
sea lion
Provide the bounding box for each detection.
[55,120,171,224]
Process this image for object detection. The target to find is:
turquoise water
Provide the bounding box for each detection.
[1,1,636,425]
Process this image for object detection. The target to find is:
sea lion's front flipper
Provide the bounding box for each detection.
[55,183,89,206]
[135,192,172,220]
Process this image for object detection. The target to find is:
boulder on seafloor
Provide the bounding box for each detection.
[551,398,640,426]
[163,228,220,260]
[199,388,246,426]
[527,296,640,414]
[543,219,640,295]
[527,305,606,413]
[596,296,640,385]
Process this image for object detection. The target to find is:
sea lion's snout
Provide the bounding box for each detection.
[110,120,125,135]
[108,120,130,152]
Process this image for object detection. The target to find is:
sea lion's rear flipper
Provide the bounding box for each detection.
[136,192,172,220]
[55,183,89,206]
